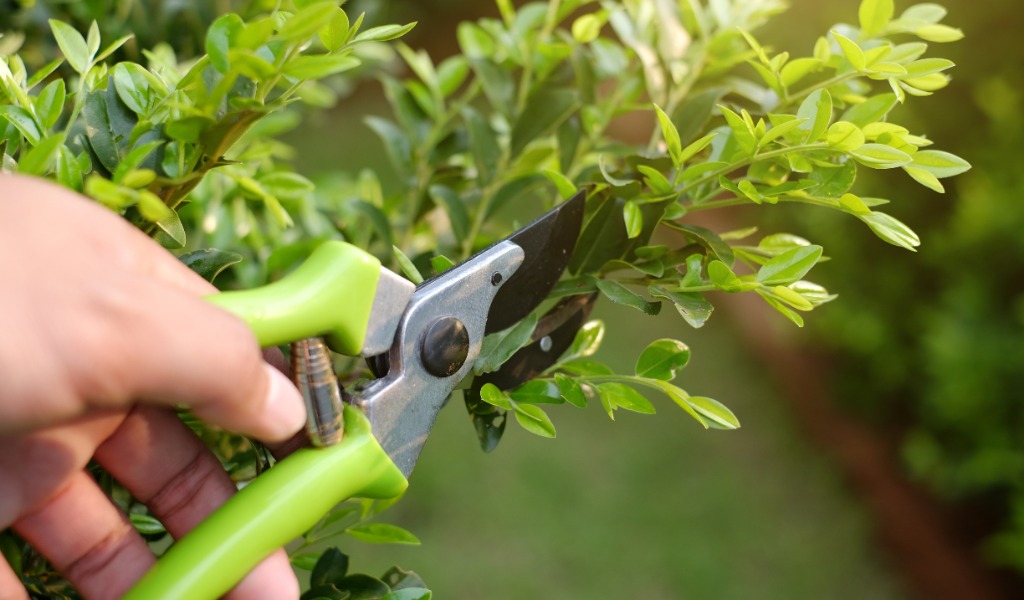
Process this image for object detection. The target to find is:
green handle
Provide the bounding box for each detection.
[124,407,408,600]
[207,241,382,355]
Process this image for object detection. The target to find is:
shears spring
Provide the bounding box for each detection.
[290,337,344,447]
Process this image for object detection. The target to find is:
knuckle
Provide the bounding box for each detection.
[141,448,222,530]
[62,518,137,586]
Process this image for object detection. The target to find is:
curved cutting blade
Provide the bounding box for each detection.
[484,190,586,334]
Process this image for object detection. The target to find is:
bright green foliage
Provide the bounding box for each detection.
[0,0,969,595]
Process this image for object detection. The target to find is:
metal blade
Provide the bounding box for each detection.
[484,190,586,334]
[469,292,597,399]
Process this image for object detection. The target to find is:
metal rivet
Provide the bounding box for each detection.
[539,336,553,352]
[491,272,503,286]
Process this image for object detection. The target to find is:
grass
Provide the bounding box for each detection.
[322,305,904,599]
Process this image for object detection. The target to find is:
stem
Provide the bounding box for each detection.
[678,142,828,200]
[782,72,858,108]
[514,0,562,114]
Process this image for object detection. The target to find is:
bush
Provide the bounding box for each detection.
[0,0,967,596]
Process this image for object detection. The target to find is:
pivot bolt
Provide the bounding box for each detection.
[420,317,470,377]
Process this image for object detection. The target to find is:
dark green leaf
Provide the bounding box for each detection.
[346,523,421,545]
[179,249,243,283]
[513,403,556,438]
[635,339,691,381]
[707,260,742,292]
[649,286,714,328]
[311,548,350,587]
[668,223,735,266]
[597,382,656,414]
[755,245,823,285]
[510,88,578,156]
[381,565,429,591]
[365,116,412,177]
[334,574,391,599]
[559,358,614,376]
[595,279,661,315]
[427,185,469,244]
[463,107,500,184]
[83,85,137,173]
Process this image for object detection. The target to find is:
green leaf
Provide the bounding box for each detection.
[457,22,495,58]
[354,22,418,44]
[513,403,556,437]
[318,7,351,52]
[839,192,873,215]
[635,339,691,381]
[636,165,673,195]
[129,513,166,535]
[914,24,964,43]
[677,132,718,165]
[903,166,944,192]
[796,89,832,143]
[112,63,162,115]
[597,382,656,415]
[290,552,320,572]
[153,209,186,250]
[346,523,420,545]
[17,134,63,175]
[832,31,866,71]
[841,93,897,127]
[826,121,865,152]
[311,548,350,587]
[910,150,971,178]
[850,143,912,168]
[49,19,92,74]
[479,383,513,410]
[365,116,412,177]
[392,246,423,284]
[179,249,243,283]
[809,159,857,196]
[382,589,433,600]
[0,105,42,145]
[283,55,360,80]
[474,311,539,374]
[206,13,244,74]
[755,245,823,285]
[648,286,714,328]
[595,279,661,315]
[707,260,742,292]
[688,396,740,429]
[510,89,577,156]
[35,79,65,130]
[554,373,587,408]
[567,319,605,359]
[757,289,805,327]
[278,2,340,42]
[542,169,577,199]
[654,103,683,165]
[859,0,894,36]
[623,200,642,238]
[259,172,315,200]
[780,57,821,87]
[509,380,562,404]
[572,13,604,43]
[428,185,469,244]
[718,105,756,156]
[430,255,456,274]
[859,211,920,250]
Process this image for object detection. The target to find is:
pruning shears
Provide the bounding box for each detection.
[124,191,587,599]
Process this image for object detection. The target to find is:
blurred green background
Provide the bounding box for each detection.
[275,1,1024,598]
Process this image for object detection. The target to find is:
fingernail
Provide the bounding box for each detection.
[262,363,306,440]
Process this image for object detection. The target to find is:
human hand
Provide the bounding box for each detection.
[0,175,306,599]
